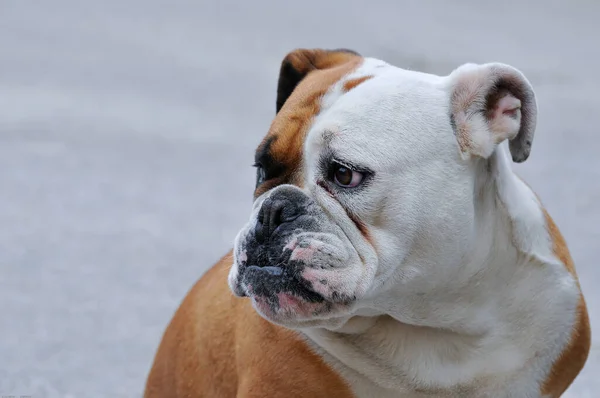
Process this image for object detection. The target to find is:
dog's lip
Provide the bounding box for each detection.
[241,264,324,303]
[247,265,283,276]
[232,278,248,297]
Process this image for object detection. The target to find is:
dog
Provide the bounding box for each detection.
[144,48,590,397]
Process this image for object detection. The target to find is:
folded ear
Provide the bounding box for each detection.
[448,63,537,163]
[276,48,360,113]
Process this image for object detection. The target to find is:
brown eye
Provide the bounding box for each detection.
[333,163,363,188]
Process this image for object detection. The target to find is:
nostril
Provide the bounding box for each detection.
[254,218,265,242]
[255,196,302,240]
[268,200,285,236]
[254,198,270,242]
[259,200,269,227]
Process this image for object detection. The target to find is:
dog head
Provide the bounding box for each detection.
[228,49,537,329]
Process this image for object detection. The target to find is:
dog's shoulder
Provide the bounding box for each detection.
[539,210,591,397]
[144,251,354,398]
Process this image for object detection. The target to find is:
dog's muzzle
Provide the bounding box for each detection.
[233,187,325,303]
[230,184,367,326]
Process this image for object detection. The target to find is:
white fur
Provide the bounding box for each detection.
[231,57,581,397]
[304,59,579,397]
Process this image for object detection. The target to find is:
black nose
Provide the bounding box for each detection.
[255,196,301,242]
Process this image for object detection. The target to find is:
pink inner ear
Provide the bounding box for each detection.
[488,92,522,141]
[496,94,521,119]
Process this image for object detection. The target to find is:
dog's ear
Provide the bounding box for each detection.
[448,63,537,163]
[276,48,360,113]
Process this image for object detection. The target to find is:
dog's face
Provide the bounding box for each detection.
[228,49,537,329]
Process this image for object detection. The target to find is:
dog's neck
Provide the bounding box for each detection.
[301,146,579,395]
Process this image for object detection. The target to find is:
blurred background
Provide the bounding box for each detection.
[1,1,598,396]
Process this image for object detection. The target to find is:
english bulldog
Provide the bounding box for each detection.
[145,48,590,398]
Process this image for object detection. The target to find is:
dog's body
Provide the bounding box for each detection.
[145,49,590,397]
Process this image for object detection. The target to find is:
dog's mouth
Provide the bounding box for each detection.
[231,223,364,315]
[242,265,325,303]
[233,257,364,325]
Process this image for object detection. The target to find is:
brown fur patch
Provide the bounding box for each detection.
[284,49,359,75]
[343,75,373,92]
[255,52,361,196]
[145,50,362,397]
[144,252,355,397]
[540,210,591,397]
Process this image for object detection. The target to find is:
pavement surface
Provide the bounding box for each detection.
[1,1,598,397]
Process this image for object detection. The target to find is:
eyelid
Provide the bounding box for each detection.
[331,158,371,174]
[331,158,353,170]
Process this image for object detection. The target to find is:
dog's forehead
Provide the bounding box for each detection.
[307,59,453,168]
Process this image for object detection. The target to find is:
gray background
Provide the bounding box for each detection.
[0,0,598,396]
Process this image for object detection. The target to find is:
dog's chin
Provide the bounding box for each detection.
[250,292,328,324]
[249,293,355,329]
[231,264,356,327]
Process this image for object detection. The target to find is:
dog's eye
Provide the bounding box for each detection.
[333,163,363,188]
[255,164,266,187]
